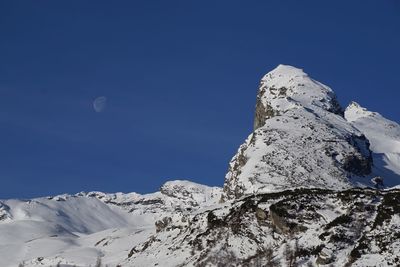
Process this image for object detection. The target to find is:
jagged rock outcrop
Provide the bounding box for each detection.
[253,65,342,130]
[124,188,400,267]
[222,65,372,200]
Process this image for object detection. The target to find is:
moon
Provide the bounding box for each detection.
[93,96,107,112]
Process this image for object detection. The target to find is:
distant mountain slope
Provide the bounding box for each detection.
[0,181,221,267]
[345,102,400,187]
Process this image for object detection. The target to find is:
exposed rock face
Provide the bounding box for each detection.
[0,202,11,222]
[124,188,400,267]
[253,65,342,130]
[222,65,372,200]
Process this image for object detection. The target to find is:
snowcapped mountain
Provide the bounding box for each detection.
[345,102,400,187]
[1,65,400,267]
[223,65,372,200]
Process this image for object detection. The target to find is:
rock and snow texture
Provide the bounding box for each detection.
[253,65,342,129]
[223,65,372,200]
[124,188,400,267]
[345,102,400,187]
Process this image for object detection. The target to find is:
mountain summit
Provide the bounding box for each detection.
[2,65,400,267]
[222,65,373,200]
[253,64,342,130]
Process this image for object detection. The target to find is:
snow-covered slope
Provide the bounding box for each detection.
[0,180,221,267]
[345,102,400,187]
[222,65,372,200]
[0,195,147,267]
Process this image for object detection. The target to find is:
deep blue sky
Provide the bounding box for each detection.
[1,1,399,198]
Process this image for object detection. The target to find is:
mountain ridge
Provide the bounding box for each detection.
[2,65,400,267]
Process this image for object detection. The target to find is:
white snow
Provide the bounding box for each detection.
[345,102,400,187]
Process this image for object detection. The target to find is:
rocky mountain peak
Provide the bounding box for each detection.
[223,65,372,201]
[347,101,362,109]
[345,101,374,122]
[254,64,342,130]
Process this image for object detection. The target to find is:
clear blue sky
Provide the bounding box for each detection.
[1,1,399,198]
